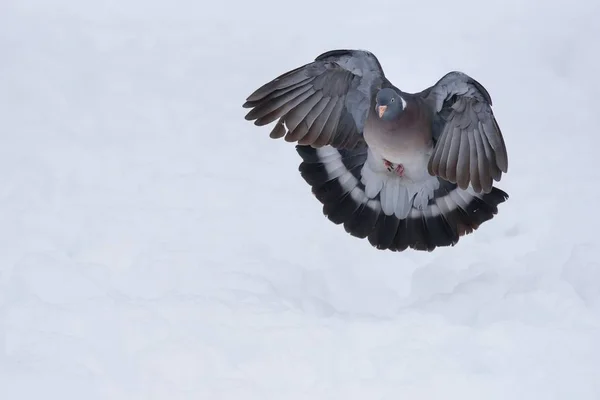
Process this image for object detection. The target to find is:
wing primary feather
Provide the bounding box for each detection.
[285,96,329,142]
[482,118,508,172]
[368,215,400,250]
[444,127,461,183]
[243,76,315,109]
[245,66,311,103]
[269,119,286,139]
[456,129,470,189]
[283,91,324,133]
[254,88,315,126]
[478,121,502,181]
[314,97,344,147]
[468,129,481,193]
[491,118,508,172]
[246,83,313,122]
[299,97,338,145]
[473,127,492,192]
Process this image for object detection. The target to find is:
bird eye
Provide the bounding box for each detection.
[391,98,395,102]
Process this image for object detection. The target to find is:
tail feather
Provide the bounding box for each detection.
[296,144,508,252]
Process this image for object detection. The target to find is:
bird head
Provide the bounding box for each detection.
[375,88,406,121]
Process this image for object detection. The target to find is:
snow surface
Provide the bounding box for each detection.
[1,0,600,398]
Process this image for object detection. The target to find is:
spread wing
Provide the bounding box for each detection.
[421,71,508,193]
[243,49,387,149]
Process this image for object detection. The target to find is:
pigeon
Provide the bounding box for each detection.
[243,49,508,252]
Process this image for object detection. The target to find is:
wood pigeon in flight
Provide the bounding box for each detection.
[243,49,509,252]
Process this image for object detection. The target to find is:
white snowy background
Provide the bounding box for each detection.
[1,0,600,398]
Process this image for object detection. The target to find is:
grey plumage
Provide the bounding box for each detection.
[421,71,508,193]
[243,49,509,252]
[244,50,384,150]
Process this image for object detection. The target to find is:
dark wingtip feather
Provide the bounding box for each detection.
[343,204,380,239]
[298,160,331,187]
[269,120,286,139]
[367,215,400,250]
[295,145,321,163]
[245,64,310,103]
[460,187,508,231]
[424,212,459,248]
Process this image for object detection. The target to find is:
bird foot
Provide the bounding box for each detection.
[384,159,404,177]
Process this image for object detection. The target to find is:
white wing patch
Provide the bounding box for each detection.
[314,146,378,211]
[410,187,477,219]
[314,145,482,222]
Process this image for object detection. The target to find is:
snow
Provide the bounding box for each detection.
[1,0,600,398]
